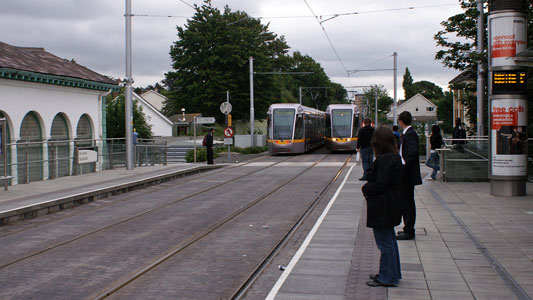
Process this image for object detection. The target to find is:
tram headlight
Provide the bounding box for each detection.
[332,138,337,142]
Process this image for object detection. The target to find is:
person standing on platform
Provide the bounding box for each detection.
[362,126,404,287]
[392,125,401,149]
[396,111,422,240]
[452,118,467,146]
[205,128,215,165]
[357,118,375,181]
[425,125,443,180]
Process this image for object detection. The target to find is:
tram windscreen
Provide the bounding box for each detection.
[331,109,352,138]
[273,108,295,139]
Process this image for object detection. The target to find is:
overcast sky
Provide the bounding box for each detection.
[0,0,464,100]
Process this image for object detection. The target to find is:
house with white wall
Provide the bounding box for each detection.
[0,41,119,185]
[387,93,438,124]
[140,90,166,112]
[133,92,173,137]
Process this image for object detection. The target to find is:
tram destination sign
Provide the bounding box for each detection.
[492,70,527,94]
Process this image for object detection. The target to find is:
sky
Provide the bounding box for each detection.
[0,0,465,100]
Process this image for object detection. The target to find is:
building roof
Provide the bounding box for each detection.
[0,41,116,85]
[448,69,475,85]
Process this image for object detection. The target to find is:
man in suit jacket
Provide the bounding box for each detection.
[396,111,422,240]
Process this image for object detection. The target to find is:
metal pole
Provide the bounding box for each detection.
[299,86,302,105]
[375,90,378,127]
[227,91,231,163]
[476,0,484,136]
[125,0,134,170]
[193,117,197,163]
[249,57,255,147]
[393,52,398,126]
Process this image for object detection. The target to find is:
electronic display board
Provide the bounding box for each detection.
[492,70,527,94]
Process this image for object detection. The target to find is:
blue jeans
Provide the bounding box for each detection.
[373,227,401,285]
[425,152,440,179]
[360,147,374,179]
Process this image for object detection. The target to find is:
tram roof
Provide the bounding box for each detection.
[325,104,359,114]
[268,103,324,115]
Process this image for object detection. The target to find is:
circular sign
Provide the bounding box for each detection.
[220,102,232,114]
[224,127,234,138]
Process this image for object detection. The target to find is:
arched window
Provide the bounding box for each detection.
[49,114,70,178]
[0,111,12,185]
[18,112,43,183]
[75,114,95,174]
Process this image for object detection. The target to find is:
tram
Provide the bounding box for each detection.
[267,103,325,155]
[325,104,361,152]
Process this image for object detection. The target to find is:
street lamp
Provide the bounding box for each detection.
[181,108,186,122]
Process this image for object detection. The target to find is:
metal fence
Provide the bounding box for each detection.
[0,138,168,186]
[439,137,532,182]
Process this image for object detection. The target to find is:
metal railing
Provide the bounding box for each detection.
[0,138,168,186]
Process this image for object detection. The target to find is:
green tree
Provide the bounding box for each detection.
[402,67,415,99]
[437,91,454,134]
[106,92,152,139]
[164,1,290,123]
[411,81,444,101]
[363,84,393,123]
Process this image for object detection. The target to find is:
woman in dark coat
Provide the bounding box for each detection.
[362,126,404,287]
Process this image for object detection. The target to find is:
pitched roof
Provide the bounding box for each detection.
[0,41,116,85]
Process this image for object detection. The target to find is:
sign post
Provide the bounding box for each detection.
[488,1,528,196]
[221,93,233,163]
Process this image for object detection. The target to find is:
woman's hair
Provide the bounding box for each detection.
[371,126,398,157]
[431,124,441,137]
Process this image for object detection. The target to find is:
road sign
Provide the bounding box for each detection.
[228,114,232,127]
[220,102,232,114]
[224,138,233,145]
[195,117,216,124]
[224,127,234,137]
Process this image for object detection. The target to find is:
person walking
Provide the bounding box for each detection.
[362,126,404,287]
[396,111,422,240]
[357,118,374,181]
[392,125,401,149]
[425,125,443,180]
[205,128,215,165]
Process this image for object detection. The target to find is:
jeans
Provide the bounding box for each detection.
[360,147,374,179]
[373,227,401,285]
[425,152,440,179]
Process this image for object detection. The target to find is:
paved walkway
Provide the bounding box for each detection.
[1,161,532,299]
[267,164,533,300]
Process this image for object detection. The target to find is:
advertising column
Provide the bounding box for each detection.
[488,0,528,196]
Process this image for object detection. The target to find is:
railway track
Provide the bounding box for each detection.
[0,153,353,299]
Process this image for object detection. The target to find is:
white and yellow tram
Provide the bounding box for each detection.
[267,103,325,155]
[325,104,361,152]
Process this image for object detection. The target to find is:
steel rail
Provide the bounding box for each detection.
[93,154,332,300]
[231,155,352,300]
[0,155,291,270]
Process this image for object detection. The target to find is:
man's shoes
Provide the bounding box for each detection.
[359,177,367,181]
[396,232,414,240]
[369,274,379,281]
[366,279,396,287]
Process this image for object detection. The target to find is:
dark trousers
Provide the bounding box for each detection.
[402,183,416,237]
[207,147,214,164]
[373,227,401,284]
[360,147,373,179]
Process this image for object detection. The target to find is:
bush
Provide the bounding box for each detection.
[185,147,219,163]
[231,146,267,154]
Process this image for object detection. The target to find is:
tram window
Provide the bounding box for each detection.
[273,109,295,140]
[332,109,352,138]
[294,115,304,139]
[353,115,360,138]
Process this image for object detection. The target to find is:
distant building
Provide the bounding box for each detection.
[132,92,173,137]
[386,93,438,124]
[0,41,119,185]
[168,113,202,136]
[449,70,475,128]
[140,90,166,112]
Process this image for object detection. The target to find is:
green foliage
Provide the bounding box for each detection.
[402,67,415,99]
[411,81,444,101]
[163,1,347,122]
[105,91,152,139]
[413,123,427,157]
[362,84,393,121]
[437,91,454,134]
[231,146,267,154]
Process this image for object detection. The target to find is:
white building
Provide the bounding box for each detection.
[133,92,173,137]
[0,41,119,185]
[387,93,438,123]
[140,90,166,112]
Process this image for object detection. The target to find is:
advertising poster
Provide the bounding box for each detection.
[489,13,527,67]
[491,98,528,176]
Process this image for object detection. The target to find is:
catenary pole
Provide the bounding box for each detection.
[249,57,255,147]
[476,0,485,136]
[125,0,133,170]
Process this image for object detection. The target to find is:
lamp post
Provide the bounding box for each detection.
[181,108,185,122]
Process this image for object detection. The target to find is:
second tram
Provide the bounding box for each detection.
[267,103,325,155]
[325,104,361,152]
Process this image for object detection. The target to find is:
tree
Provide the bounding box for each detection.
[411,81,444,101]
[363,84,393,123]
[437,91,454,134]
[402,67,415,99]
[106,91,152,139]
[164,1,291,123]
